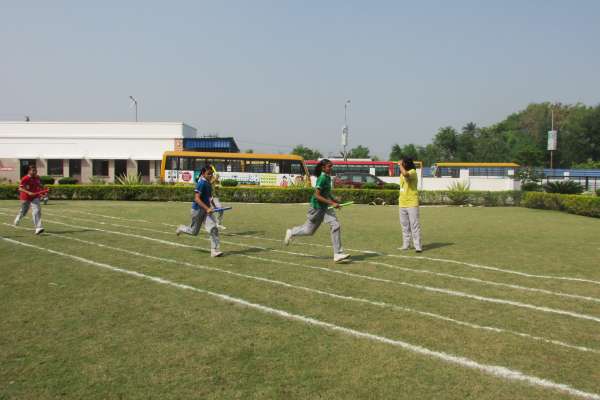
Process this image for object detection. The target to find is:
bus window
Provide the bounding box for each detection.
[374,165,390,176]
[181,157,194,171]
[245,160,270,173]
[290,161,303,175]
[166,156,180,170]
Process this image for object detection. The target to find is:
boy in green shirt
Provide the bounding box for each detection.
[284,159,350,263]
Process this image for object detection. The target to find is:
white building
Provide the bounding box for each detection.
[0,121,198,183]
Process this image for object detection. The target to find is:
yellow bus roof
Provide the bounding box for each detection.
[435,162,520,167]
[163,151,305,162]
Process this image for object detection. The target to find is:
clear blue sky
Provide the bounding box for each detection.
[2,0,599,158]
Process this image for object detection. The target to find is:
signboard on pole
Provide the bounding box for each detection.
[547,130,557,151]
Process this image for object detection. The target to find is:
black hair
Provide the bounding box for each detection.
[200,167,208,175]
[27,164,36,172]
[402,157,416,171]
[314,159,332,177]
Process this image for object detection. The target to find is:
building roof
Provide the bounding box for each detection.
[0,121,197,139]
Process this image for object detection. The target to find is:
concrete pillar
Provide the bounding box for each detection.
[36,159,47,176]
[81,159,92,183]
[127,159,138,179]
[63,159,70,179]
[108,160,115,182]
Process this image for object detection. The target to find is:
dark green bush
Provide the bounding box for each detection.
[383,183,400,190]
[221,179,239,187]
[522,192,600,218]
[40,176,55,185]
[0,184,522,206]
[0,185,19,199]
[362,182,378,190]
[543,180,584,194]
[521,182,542,192]
[596,188,600,197]
[58,177,78,184]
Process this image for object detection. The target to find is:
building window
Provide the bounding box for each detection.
[47,159,64,176]
[69,159,81,176]
[154,160,161,178]
[93,160,109,176]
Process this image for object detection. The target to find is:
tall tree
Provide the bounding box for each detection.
[291,145,322,160]
[348,145,370,159]
[433,126,459,161]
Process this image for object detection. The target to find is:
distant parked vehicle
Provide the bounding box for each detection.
[334,173,386,189]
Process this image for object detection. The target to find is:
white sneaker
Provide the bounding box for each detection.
[175,226,183,236]
[35,228,45,235]
[14,216,20,226]
[211,249,224,257]
[334,253,351,263]
[217,224,227,230]
[284,229,293,246]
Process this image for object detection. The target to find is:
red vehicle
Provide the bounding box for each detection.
[305,159,423,177]
[333,172,386,188]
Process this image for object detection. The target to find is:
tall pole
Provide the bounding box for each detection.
[550,107,554,169]
[129,96,138,122]
[343,99,350,161]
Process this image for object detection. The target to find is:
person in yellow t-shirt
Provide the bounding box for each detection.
[398,157,422,252]
[206,163,226,230]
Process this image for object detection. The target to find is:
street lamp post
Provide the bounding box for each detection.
[129,96,138,122]
[342,99,351,161]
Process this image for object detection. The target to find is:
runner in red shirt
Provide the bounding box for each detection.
[14,164,45,234]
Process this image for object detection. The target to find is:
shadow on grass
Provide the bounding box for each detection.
[422,242,454,251]
[349,252,382,261]
[50,229,96,234]
[226,231,267,237]
[218,247,266,256]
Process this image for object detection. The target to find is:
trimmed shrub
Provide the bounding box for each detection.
[447,181,471,205]
[58,177,78,184]
[543,180,584,194]
[221,179,238,187]
[362,182,378,190]
[40,176,55,185]
[596,188,600,197]
[0,184,522,206]
[521,182,542,192]
[0,185,19,199]
[383,183,400,190]
[522,192,600,218]
[115,173,143,185]
[89,176,107,185]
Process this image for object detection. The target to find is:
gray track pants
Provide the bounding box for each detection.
[15,198,43,230]
[290,207,342,254]
[211,197,224,225]
[178,208,220,249]
[399,207,421,250]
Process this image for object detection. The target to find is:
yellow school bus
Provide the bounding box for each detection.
[161,151,310,186]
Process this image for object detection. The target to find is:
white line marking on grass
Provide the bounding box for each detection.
[1,236,599,400]
[6,222,597,355]
[39,207,600,286]
[26,211,600,305]
[367,261,600,304]
[13,215,600,326]
[37,211,600,305]
[386,253,600,286]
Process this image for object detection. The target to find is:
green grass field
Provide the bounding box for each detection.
[1,200,600,399]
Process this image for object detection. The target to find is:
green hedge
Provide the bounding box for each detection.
[0,184,522,206]
[522,192,600,218]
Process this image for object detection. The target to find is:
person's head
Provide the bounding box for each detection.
[200,167,214,179]
[27,164,37,176]
[401,157,416,171]
[314,159,333,176]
